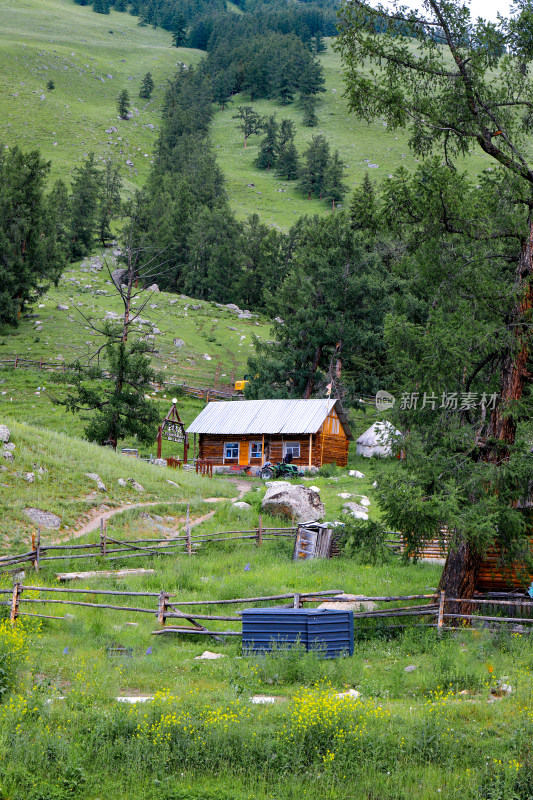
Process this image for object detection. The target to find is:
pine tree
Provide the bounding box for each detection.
[255,116,279,171]
[139,72,154,99]
[350,173,379,233]
[97,161,122,247]
[46,79,55,91]
[212,70,234,110]
[299,59,326,98]
[323,150,347,209]
[171,13,187,47]
[302,95,318,127]
[117,89,130,119]
[0,147,64,327]
[63,340,160,448]
[92,0,110,12]
[68,153,101,258]
[276,70,296,105]
[276,141,299,180]
[275,119,299,180]
[298,134,330,199]
[246,213,389,399]
[313,31,326,53]
[114,0,127,10]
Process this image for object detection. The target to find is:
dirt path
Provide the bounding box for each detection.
[52,477,251,544]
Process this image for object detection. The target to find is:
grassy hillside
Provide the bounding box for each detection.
[211,40,495,230]
[0,0,202,194]
[0,250,272,392]
[0,416,235,542]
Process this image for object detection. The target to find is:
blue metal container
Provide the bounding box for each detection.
[241,608,353,658]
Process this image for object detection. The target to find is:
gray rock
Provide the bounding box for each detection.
[261,484,325,522]
[343,502,369,520]
[111,268,129,288]
[2,451,14,462]
[0,426,10,443]
[274,317,284,325]
[117,478,128,487]
[105,310,120,320]
[147,284,159,292]
[57,304,69,311]
[24,508,61,529]
[24,472,35,483]
[233,502,251,509]
[85,472,106,492]
[405,665,417,673]
[168,299,178,305]
[152,459,167,467]
[225,303,240,311]
[167,479,179,487]
[190,304,202,311]
[349,470,365,478]
[173,338,185,348]
[3,442,15,452]
[127,478,144,492]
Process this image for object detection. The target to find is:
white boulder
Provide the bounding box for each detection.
[261,483,325,522]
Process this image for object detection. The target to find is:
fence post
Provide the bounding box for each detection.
[257,515,263,547]
[157,591,168,626]
[99,519,107,557]
[35,528,41,572]
[10,583,22,623]
[437,590,445,635]
[293,592,301,609]
[186,504,191,555]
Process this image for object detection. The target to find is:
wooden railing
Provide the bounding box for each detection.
[0,517,296,574]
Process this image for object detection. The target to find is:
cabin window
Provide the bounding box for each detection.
[224,442,239,460]
[249,441,262,459]
[284,441,300,459]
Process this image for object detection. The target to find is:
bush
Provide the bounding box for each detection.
[0,620,31,700]
[316,462,339,478]
[336,516,392,565]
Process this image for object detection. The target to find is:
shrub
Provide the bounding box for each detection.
[316,462,338,478]
[336,516,392,564]
[0,620,31,700]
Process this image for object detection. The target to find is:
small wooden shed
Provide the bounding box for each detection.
[186,398,352,471]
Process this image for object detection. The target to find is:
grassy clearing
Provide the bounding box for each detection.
[210,40,492,230]
[0,0,202,194]
[1,541,533,799]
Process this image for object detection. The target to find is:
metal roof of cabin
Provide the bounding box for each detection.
[187,398,352,439]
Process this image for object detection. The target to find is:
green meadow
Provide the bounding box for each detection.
[0,0,202,194]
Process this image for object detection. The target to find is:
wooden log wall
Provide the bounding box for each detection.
[199,432,349,468]
[313,432,349,468]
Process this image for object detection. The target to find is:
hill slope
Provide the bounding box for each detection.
[0,0,202,193]
[211,40,492,230]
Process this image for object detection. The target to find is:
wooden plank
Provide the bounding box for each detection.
[56,569,156,581]
[151,627,242,636]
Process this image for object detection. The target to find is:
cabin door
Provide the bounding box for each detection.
[238,441,248,466]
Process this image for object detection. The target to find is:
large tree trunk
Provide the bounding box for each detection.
[303,346,322,399]
[440,219,533,610]
[438,533,483,618]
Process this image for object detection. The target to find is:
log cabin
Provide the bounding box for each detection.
[186,398,352,472]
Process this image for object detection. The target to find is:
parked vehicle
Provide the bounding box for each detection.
[260,461,304,479]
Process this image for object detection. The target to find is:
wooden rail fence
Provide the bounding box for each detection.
[0,356,237,401]
[0,516,296,574]
[5,587,533,640]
